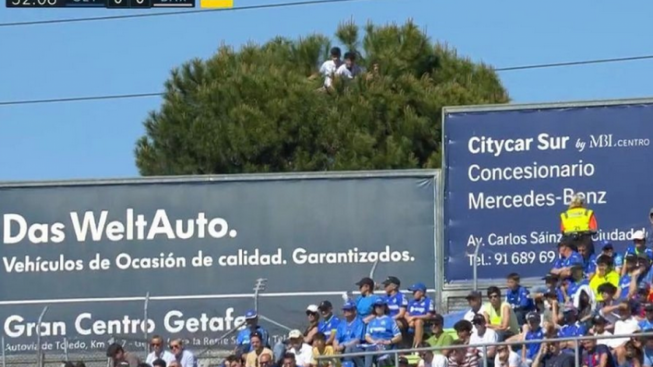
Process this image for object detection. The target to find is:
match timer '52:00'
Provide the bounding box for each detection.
[6,0,232,8]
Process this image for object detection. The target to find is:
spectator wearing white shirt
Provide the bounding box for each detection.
[463,291,483,324]
[611,300,641,365]
[169,339,196,367]
[336,52,364,80]
[495,345,525,367]
[417,342,448,367]
[590,315,612,346]
[146,335,175,366]
[318,47,342,88]
[470,314,498,362]
[285,329,313,367]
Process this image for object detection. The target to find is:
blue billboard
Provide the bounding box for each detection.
[443,100,653,283]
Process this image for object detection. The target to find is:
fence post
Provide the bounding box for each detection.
[482,345,488,367]
[63,337,69,362]
[254,279,267,313]
[36,306,49,367]
[473,243,481,291]
[2,335,5,367]
[574,340,580,367]
[144,292,150,355]
[108,337,115,367]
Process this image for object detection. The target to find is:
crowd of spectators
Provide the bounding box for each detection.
[105,200,653,367]
[104,338,195,367]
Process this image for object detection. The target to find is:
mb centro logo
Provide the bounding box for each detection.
[588,134,650,149]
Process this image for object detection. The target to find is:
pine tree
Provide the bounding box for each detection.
[135,20,509,175]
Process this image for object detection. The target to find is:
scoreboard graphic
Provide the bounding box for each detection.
[6,0,231,8]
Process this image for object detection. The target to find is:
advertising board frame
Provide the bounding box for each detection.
[440,96,653,295]
[0,169,444,326]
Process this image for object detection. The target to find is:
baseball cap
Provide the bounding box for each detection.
[318,300,333,311]
[288,329,302,339]
[244,309,257,319]
[342,301,356,311]
[602,241,614,251]
[634,230,646,240]
[433,314,444,325]
[373,298,387,307]
[562,304,578,313]
[471,314,486,325]
[408,282,427,292]
[355,277,374,288]
[466,291,482,300]
[382,276,401,287]
[306,304,319,313]
[526,312,540,322]
[592,315,606,325]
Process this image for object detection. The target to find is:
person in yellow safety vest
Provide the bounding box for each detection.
[560,194,598,236]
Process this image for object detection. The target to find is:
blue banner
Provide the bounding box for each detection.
[443,101,653,283]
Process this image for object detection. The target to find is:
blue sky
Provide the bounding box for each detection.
[1,0,652,182]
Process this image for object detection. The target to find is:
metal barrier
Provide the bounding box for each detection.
[315,331,653,367]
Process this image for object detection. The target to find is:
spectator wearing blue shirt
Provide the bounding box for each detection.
[581,335,616,367]
[619,253,640,300]
[551,241,583,279]
[169,339,196,367]
[640,256,653,288]
[642,328,653,367]
[564,264,595,310]
[640,304,653,330]
[381,276,408,326]
[406,282,435,348]
[521,312,544,364]
[333,301,365,367]
[533,274,564,304]
[623,230,653,276]
[578,242,597,279]
[236,310,270,354]
[317,301,340,346]
[601,242,624,274]
[558,304,587,349]
[354,277,379,323]
[364,298,401,367]
[505,272,535,325]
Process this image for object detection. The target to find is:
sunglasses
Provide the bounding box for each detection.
[170,345,180,350]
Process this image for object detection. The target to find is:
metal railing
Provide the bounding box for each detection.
[315,330,653,367]
[10,278,300,367]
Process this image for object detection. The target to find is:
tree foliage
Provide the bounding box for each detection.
[135,20,509,175]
